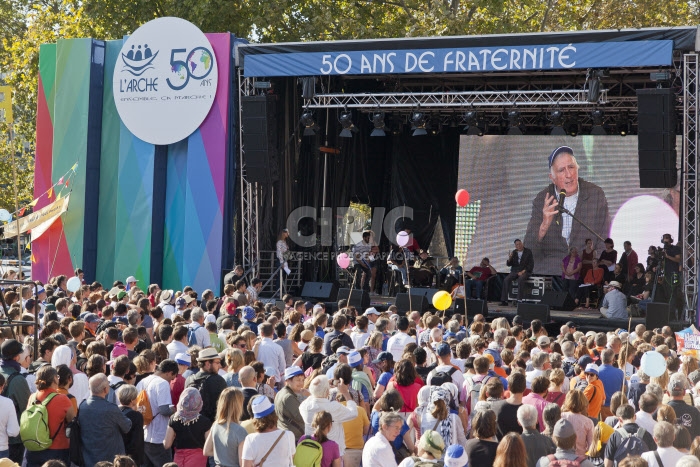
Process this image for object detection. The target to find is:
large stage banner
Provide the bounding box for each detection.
[2,196,70,240]
[243,40,674,77]
[34,21,233,294]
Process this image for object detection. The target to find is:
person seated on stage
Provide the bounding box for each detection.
[387,244,408,290]
[576,258,604,309]
[607,263,627,289]
[625,263,646,297]
[353,230,378,294]
[600,281,627,319]
[439,257,463,292]
[411,250,438,288]
[464,257,496,299]
[629,272,654,315]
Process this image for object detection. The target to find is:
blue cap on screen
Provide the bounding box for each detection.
[548,146,575,168]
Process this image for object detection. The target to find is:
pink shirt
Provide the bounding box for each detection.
[560,412,594,456]
[300,435,340,467]
[522,392,549,432]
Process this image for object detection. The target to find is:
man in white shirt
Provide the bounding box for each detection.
[158,290,176,320]
[256,323,286,386]
[641,421,685,467]
[386,316,415,362]
[187,308,210,348]
[363,307,380,332]
[426,342,465,389]
[138,359,178,467]
[526,351,551,389]
[636,393,659,434]
[166,326,189,359]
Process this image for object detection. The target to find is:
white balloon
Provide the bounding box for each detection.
[66,276,82,293]
[0,209,11,222]
[396,231,410,247]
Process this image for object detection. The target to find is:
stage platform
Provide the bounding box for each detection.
[365,295,688,333]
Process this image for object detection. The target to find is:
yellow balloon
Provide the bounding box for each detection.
[432,290,452,311]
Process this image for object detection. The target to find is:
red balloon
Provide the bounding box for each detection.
[455,189,470,207]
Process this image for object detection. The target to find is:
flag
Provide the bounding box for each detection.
[47,187,53,198]
[29,199,37,207]
[30,253,36,263]
[25,242,30,250]
[56,192,62,200]
[18,207,25,216]
[71,162,78,171]
[65,180,70,187]
[58,176,63,185]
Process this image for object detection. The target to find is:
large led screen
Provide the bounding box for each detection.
[456,136,680,276]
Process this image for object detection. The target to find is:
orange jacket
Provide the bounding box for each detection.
[584,378,605,419]
[584,268,604,286]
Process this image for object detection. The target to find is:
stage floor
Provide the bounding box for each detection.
[367,295,686,333]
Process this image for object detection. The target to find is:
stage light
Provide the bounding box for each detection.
[616,113,630,136]
[464,110,483,136]
[370,111,386,137]
[586,69,605,103]
[338,107,358,138]
[550,108,566,135]
[507,109,522,135]
[411,109,429,136]
[300,109,319,136]
[590,109,607,135]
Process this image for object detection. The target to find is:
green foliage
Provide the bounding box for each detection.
[0,125,35,214]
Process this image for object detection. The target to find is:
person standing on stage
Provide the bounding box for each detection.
[524,146,610,275]
[275,228,291,292]
[500,239,534,305]
[353,230,377,293]
[659,233,683,320]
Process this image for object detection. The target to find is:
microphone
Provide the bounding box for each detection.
[556,189,566,225]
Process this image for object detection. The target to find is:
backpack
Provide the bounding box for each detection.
[430,367,457,387]
[409,456,444,467]
[110,381,127,392]
[67,403,84,466]
[467,375,491,413]
[562,360,576,378]
[187,324,201,346]
[19,392,62,451]
[612,427,648,466]
[135,379,155,426]
[546,455,587,467]
[293,438,323,467]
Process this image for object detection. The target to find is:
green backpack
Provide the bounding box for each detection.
[20,392,62,451]
[293,438,323,467]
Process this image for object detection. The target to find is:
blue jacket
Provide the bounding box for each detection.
[79,395,132,467]
[598,364,625,406]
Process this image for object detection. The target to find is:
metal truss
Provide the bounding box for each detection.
[304,89,608,110]
[683,54,698,318]
[239,73,260,278]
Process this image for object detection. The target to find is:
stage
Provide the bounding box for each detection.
[365,294,689,333]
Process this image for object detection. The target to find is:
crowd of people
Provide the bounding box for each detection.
[0,273,700,467]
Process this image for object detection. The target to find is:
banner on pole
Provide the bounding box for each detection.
[2,195,69,240]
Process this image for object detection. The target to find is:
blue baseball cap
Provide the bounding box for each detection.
[243,306,255,321]
[548,146,574,168]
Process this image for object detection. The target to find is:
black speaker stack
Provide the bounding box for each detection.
[241,95,279,183]
[636,88,677,188]
[516,302,550,323]
[300,282,338,302]
[337,288,370,310]
[540,291,577,311]
[454,299,489,319]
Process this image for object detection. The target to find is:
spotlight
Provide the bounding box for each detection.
[567,120,579,137]
[300,109,319,136]
[507,109,522,135]
[590,109,607,135]
[464,110,483,136]
[338,108,358,138]
[616,113,630,136]
[370,111,386,137]
[550,108,566,135]
[411,109,429,136]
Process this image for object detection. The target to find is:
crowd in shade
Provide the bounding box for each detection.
[1,272,700,467]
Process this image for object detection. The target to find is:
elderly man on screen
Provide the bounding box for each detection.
[524,146,610,275]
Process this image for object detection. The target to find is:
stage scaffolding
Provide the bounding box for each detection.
[237,58,699,318]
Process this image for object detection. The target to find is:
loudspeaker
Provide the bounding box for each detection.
[454,299,489,319]
[646,302,671,329]
[541,291,576,311]
[337,288,370,310]
[636,88,677,188]
[409,288,440,304]
[241,95,278,183]
[395,293,429,313]
[300,282,338,302]
[517,303,550,323]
